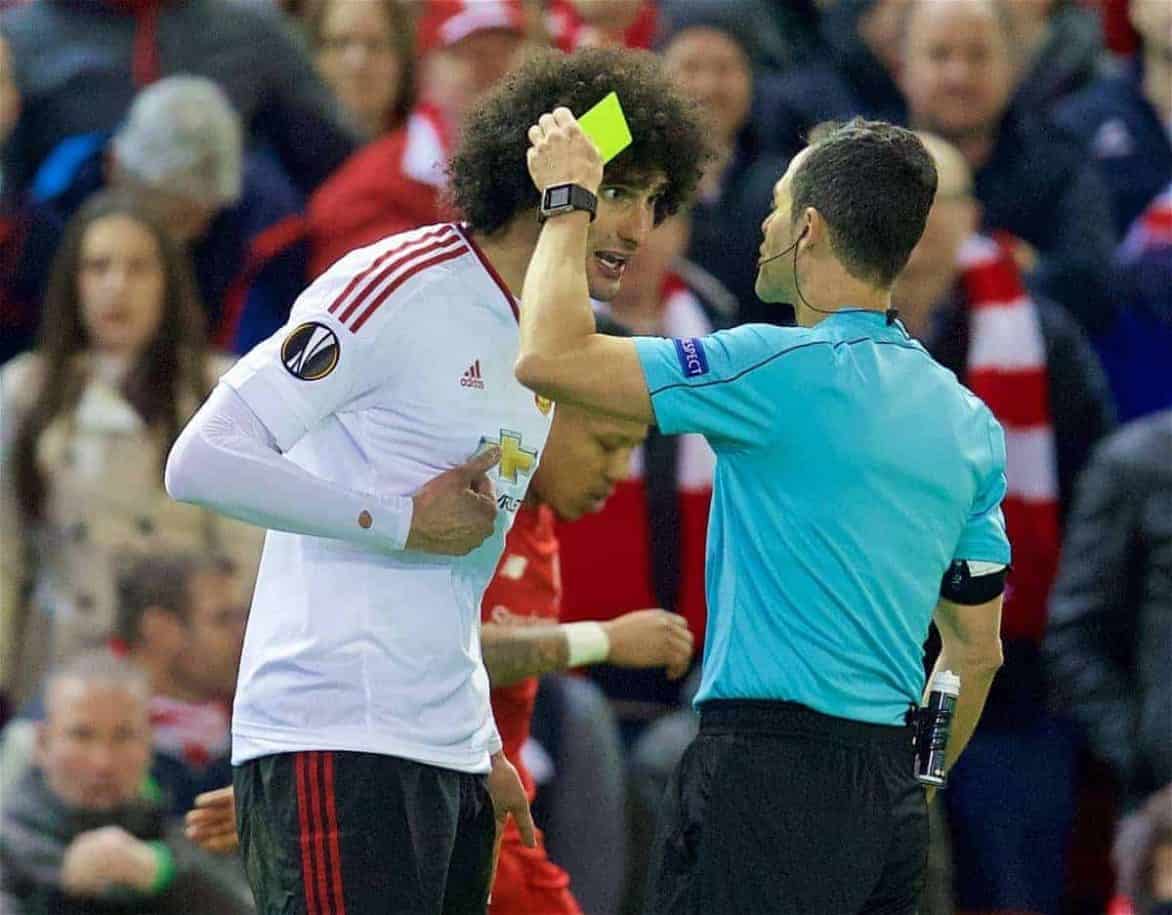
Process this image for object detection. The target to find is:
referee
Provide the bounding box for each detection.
[516,115,1010,913]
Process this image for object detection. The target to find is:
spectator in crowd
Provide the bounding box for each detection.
[657,2,790,325]
[0,190,263,715]
[764,0,910,159]
[0,651,253,914]
[11,76,308,353]
[1095,181,1172,421]
[892,132,1116,915]
[308,0,415,140]
[306,0,527,275]
[545,0,658,51]
[900,0,1118,335]
[1055,0,1172,238]
[1044,410,1172,812]
[115,553,247,817]
[0,0,356,198]
[1112,783,1172,915]
[1006,0,1104,113]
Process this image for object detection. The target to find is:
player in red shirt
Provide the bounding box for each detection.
[183,398,696,914]
[481,395,694,915]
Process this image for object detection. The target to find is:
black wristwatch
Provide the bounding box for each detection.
[538,183,597,223]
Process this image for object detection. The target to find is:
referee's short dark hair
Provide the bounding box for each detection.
[794,119,938,288]
[449,47,709,234]
[115,552,236,645]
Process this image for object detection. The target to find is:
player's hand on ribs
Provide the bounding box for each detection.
[526,106,604,193]
[407,446,501,555]
[604,609,695,680]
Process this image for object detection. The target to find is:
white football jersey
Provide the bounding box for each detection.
[222,223,554,772]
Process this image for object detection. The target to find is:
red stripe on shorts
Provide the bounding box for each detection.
[295,754,322,915]
[322,752,347,915]
[308,753,333,913]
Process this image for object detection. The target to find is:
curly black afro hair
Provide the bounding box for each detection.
[448,47,710,235]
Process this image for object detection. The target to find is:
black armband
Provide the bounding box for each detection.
[940,560,1007,605]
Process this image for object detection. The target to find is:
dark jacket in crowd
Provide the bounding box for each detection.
[0,0,357,197]
[0,768,253,914]
[1095,185,1172,422]
[976,106,1118,335]
[1044,410,1172,809]
[10,134,307,354]
[1012,2,1104,114]
[762,0,906,159]
[928,290,1116,726]
[687,136,789,328]
[1054,58,1172,238]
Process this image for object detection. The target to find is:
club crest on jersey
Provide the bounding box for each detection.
[480,430,538,483]
[281,322,340,381]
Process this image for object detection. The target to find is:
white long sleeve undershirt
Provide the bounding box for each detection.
[165,384,413,552]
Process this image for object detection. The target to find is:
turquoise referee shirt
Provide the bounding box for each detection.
[634,310,1011,725]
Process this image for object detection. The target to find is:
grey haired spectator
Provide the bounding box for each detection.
[0,651,254,914]
[110,76,244,244]
[9,75,309,352]
[0,0,357,197]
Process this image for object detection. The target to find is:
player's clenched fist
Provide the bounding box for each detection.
[604,609,695,680]
[407,447,501,555]
[526,106,604,194]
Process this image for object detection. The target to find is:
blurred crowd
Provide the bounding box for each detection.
[0,0,1169,913]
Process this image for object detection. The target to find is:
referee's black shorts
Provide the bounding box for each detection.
[234,750,496,915]
[644,700,928,915]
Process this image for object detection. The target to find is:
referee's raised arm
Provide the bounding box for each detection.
[513,106,656,423]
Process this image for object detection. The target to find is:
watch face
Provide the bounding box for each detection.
[547,186,571,208]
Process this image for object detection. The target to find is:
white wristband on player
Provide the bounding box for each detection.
[563,621,610,668]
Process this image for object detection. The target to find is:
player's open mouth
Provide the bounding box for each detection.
[594,251,629,280]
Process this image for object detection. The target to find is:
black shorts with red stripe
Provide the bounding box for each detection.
[234,751,496,915]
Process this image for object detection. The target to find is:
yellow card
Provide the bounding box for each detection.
[578,92,632,164]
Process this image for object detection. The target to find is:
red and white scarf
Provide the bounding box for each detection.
[149,695,231,770]
[958,234,1061,643]
[1118,180,1172,264]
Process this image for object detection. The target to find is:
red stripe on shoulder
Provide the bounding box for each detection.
[327,226,455,317]
[350,245,469,332]
[337,234,464,325]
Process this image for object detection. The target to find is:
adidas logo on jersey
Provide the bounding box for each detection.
[460,360,485,389]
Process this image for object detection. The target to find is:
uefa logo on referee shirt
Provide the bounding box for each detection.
[281,322,340,381]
